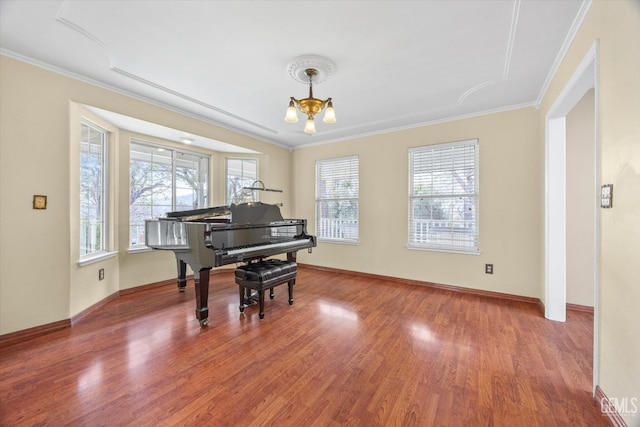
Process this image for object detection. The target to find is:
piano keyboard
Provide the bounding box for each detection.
[223,239,312,256]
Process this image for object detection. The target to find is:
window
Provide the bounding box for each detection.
[129,141,209,246]
[80,121,108,257]
[315,156,359,242]
[226,158,257,204]
[409,139,478,253]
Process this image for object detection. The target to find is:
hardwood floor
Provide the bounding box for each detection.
[0,267,609,426]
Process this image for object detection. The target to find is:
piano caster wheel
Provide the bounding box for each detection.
[199,318,209,327]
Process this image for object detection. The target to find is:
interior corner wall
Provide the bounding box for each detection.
[292,106,541,299]
[538,2,640,424]
[565,89,595,307]
[68,104,121,317]
[0,55,292,334]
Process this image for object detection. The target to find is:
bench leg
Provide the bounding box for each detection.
[269,287,274,299]
[288,280,294,305]
[239,286,245,313]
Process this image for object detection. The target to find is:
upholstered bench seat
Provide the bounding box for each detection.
[235,259,297,319]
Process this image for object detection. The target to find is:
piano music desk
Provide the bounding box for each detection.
[235,259,297,319]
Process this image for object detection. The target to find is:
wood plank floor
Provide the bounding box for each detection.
[0,267,609,426]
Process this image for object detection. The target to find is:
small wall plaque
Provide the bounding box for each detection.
[33,195,47,210]
[600,184,613,208]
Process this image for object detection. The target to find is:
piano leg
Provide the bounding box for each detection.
[176,260,187,292]
[285,253,296,304]
[193,268,211,326]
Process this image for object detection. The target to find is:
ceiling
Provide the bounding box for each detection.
[0,0,589,151]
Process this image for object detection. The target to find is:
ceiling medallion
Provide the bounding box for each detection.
[285,55,336,134]
[287,55,335,85]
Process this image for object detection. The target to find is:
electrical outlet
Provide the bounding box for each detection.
[485,264,493,274]
[99,268,105,280]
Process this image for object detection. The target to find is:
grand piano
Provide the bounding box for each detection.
[145,202,316,326]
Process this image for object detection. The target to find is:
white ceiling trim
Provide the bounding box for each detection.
[110,67,277,133]
[0,47,290,150]
[1,0,588,149]
[55,2,277,135]
[535,0,592,107]
[55,1,115,66]
[294,100,537,150]
[459,0,520,105]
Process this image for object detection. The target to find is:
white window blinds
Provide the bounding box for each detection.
[409,140,479,253]
[315,156,359,242]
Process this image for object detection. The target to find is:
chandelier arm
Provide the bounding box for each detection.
[292,98,330,107]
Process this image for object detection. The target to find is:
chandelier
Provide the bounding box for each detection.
[284,56,336,134]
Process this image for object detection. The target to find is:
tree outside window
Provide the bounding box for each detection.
[129,141,208,246]
[80,121,107,256]
[409,140,478,253]
[226,158,257,205]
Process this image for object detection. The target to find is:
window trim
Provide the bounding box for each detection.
[78,250,119,267]
[128,139,210,249]
[79,120,109,259]
[408,139,479,254]
[315,155,360,244]
[225,157,259,205]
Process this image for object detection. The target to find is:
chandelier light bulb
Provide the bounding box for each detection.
[323,99,336,123]
[304,117,316,134]
[284,99,299,122]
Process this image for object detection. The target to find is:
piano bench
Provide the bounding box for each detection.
[235,259,297,320]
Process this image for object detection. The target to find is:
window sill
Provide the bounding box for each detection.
[406,245,480,255]
[78,251,118,267]
[127,245,153,254]
[318,239,360,246]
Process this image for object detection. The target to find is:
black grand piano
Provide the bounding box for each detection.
[145,202,316,326]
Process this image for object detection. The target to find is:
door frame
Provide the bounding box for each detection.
[544,41,599,393]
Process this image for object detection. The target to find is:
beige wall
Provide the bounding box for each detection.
[293,107,541,298]
[538,1,640,424]
[1,57,72,333]
[566,89,595,307]
[0,55,291,333]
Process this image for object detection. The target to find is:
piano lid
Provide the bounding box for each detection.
[164,202,284,224]
[166,205,231,222]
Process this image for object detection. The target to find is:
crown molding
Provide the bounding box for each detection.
[294,101,537,150]
[535,0,592,107]
[0,49,290,151]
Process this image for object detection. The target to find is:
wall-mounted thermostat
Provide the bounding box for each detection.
[600,184,613,208]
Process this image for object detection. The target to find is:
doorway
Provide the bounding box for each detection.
[544,42,598,392]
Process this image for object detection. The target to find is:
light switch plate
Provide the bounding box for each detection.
[601,184,613,208]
